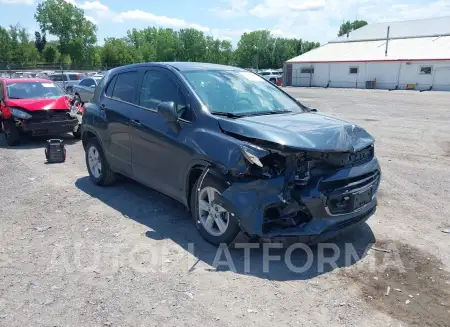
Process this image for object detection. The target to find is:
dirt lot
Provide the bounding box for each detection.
[0,88,449,327]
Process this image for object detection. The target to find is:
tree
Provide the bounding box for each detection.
[1,14,321,68]
[42,44,60,63]
[34,31,47,53]
[34,0,97,56]
[0,26,12,65]
[7,24,41,66]
[338,20,368,37]
[178,28,207,62]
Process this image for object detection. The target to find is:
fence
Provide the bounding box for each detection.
[0,62,120,76]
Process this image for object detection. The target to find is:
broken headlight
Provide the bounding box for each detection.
[239,144,267,168]
[10,108,32,120]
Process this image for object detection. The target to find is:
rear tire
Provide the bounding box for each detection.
[85,138,116,186]
[2,120,20,146]
[190,175,240,245]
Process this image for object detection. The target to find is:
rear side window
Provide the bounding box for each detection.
[68,74,79,80]
[111,71,137,104]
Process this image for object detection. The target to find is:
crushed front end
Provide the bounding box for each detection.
[214,141,381,243]
[14,109,78,136]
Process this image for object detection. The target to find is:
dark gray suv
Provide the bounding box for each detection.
[81,62,381,245]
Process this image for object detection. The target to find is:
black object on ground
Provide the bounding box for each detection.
[45,139,66,163]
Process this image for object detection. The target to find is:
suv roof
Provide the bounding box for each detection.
[110,62,245,74]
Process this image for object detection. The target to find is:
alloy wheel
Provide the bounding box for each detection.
[198,186,230,236]
[87,145,102,178]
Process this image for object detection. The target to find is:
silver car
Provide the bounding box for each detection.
[72,76,103,103]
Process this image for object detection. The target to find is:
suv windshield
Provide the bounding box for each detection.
[183,70,303,116]
[6,82,66,99]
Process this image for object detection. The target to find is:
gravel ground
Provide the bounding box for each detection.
[0,88,449,327]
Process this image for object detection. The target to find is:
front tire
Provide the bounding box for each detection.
[74,93,81,103]
[85,139,116,186]
[2,120,20,146]
[190,175,240,245]
[73,126,81,139]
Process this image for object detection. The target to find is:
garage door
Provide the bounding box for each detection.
[433,69,450,91]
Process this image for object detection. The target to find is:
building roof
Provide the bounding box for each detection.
[287,35,450,63]
[287,16,450,64]
[332,16,450,43]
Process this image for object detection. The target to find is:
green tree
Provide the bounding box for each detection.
[0,26,12,65]
[8,24,41,65]
[338,20,368,37]
[101,37,142,68]
[34,31,47,53]
[42,44,60,63]
[178,28,207,62]
[35,0,97,60]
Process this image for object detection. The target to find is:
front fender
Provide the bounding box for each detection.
[181,127,251,204]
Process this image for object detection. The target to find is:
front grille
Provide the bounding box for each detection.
[320,170,380,215]
[319,170,380,194]
[29,110,71,122]
[308,145,374,168]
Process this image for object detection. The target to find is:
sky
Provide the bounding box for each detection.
[2,0,450,46]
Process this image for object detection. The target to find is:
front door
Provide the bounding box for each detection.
[130,67,193,201]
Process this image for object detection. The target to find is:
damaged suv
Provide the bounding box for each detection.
[82,63,380,245]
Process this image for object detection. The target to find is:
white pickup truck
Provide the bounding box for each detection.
[258,69,283,84]
[48,72,86,94]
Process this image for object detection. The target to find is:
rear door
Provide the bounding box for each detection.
[100,70,138,176]
[130,67,193,201]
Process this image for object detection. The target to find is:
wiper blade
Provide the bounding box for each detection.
[8,97,24,99]
[244,110,293,116]
[211,112,244,118]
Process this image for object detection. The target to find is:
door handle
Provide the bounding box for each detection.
[130,119,141,127]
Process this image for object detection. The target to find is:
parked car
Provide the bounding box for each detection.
[48,72,85,93]
[81,62,380,246]
[258,69,282,83]
[0,78,79,145]
[72,76,103,103]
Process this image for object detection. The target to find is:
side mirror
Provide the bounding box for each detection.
[157,101,178,123]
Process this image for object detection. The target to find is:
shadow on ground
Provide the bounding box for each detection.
[75,176,376,281]
[0,133,80,150]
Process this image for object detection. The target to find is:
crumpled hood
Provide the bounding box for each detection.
[6,96,71,111]
[218,112,374,152]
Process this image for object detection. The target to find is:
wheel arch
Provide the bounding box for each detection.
[184,160,228,210]
[81,127,104,151]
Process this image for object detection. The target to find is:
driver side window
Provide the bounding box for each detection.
[139,70,191,121]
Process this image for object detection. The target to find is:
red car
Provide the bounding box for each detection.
[0,78,79,146]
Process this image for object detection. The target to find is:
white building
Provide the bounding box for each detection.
[284,16,450,91]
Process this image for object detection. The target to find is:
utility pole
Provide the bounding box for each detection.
[385,26,391,56]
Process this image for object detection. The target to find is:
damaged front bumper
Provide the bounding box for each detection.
[216,155,381,243]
